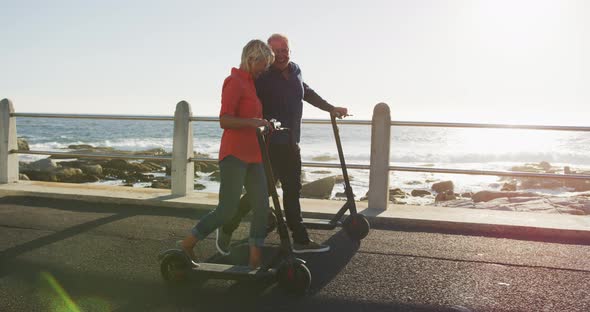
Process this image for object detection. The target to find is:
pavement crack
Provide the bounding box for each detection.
[360,250,590,274]
[0,223,50,231]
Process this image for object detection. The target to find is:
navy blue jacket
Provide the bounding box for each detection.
[255,62,334,144]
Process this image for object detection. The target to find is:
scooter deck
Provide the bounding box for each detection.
[190,263,277,281]
[302,218,340,230]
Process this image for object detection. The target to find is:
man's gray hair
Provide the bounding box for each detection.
[240,39,275,73]
[267,33,289,45]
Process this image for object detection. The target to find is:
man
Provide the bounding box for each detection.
[216,33,348,254]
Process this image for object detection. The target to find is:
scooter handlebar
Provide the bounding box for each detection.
[256,119,282,135]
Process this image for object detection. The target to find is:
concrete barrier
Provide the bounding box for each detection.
[171,101,195,196]
[368,103,391,210]
[0,98,18,184]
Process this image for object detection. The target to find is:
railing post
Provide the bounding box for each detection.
[171,101,194,196]
[368,103,391,209]
[1,99,18,184]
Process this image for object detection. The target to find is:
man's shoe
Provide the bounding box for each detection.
[292,240,330,253]
[216,228,232,256]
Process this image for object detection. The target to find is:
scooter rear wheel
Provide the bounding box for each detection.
[343,214,370,240]
[160,252,190,284]
[277,261,312,295]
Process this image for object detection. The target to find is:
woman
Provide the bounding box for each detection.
[180,39,274,269]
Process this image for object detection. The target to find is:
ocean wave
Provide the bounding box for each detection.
[301,150,590,166]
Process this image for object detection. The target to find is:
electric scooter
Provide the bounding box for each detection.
[301,113,370,241]
[159,121,312,295]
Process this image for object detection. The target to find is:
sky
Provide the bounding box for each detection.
[1,0,588,125]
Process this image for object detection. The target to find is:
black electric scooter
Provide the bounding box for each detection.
[159,121,312,295]
[301,113,370,241]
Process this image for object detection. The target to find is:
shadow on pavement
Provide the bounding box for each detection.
[4,258,466,312]
[0,213,131,276]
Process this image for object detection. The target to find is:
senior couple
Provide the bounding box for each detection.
[180,34,348,268]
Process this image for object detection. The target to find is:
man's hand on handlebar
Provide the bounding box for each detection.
[331,107,349,119]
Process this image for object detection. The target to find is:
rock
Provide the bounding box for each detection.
[103,159,130,170]
[54,168,99,183]
[510,164,544,173]
[311,170,332,174]
[539,161,551,171]
[142,162,164,171]
[151,178,171,189]
[335,175,353,183]
[501,182,517,192]
[461,192,473,198]
[62,174,100,183]
[129,163,154,173]
[17,138,29,151]
[389,188,406,197]
[57,168,83,178]
[124,172,154,184]
[102,168,128,180]
[194,152,210,158]
[411,190,431,197]
[195,161,219,173]
[68,144,94,149]
[391,198,407,204]
[27,158,59,172]
[133,147,167,156]
[566,179,590,192]
[432,180,454,193]
[435,191,456,202]
[520,178,563,190]
[436,198,474,208]
[19,173,29,180]
[21,171,57,182]
[439,191,590,216]
[472,191,538,203]
[311,155,336,161]
[301,176,335,199]
[81,164,103,176]
[58,160,85,168]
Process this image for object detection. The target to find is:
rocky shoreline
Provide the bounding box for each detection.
[15,139,590,216]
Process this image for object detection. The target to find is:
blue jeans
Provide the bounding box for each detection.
[222,143,310,244]
[192,155,269,247]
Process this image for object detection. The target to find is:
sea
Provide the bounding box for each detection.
[15,117,590,205]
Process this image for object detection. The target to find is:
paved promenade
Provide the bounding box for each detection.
[1,182,590,311]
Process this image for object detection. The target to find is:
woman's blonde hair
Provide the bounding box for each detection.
[240,39,275,73]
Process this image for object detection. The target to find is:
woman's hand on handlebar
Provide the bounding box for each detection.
[250,118,270,128]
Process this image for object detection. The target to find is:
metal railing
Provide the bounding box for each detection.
[11,112,174,121]
[190,116,590,181]
[12,113,590,178]
[2,99,590,209]
[8,112,590,179]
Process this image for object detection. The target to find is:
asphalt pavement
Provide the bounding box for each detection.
[1,196,589,312]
